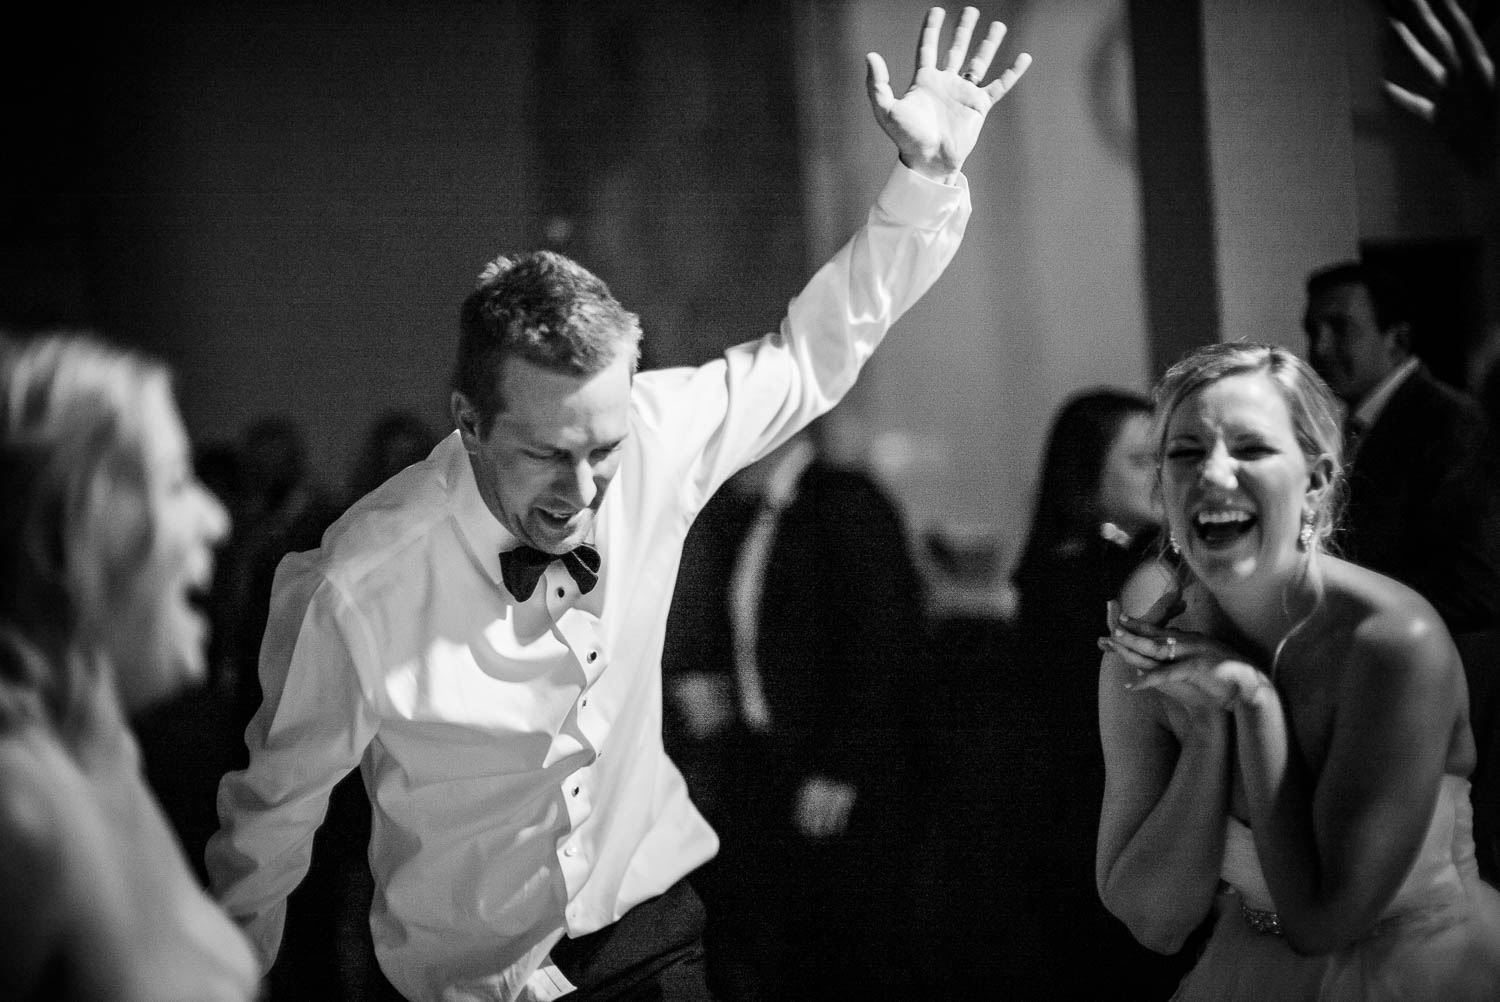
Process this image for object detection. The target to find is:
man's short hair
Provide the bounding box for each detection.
[1305,260,1413,334]
[453,251,642,430]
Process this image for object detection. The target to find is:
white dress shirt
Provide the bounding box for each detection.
[206,162,970,1002]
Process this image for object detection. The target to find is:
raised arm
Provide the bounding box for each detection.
[866,6,1031,183]
[668,9,1034,509]
[1096,563,1232,954]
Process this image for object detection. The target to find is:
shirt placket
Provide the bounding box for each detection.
[543,565,611,920]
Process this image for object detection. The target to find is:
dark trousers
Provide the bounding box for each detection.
[549,879,715,1001]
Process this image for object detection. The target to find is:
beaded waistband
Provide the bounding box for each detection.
[1239,900,1283,936]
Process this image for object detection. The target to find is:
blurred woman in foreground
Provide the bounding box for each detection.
[1097,341,1500,999]
[0,333,259,1000]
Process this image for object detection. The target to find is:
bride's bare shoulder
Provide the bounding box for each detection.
[1316,558,1462,703]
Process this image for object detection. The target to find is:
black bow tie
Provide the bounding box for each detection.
[499,543,601,601]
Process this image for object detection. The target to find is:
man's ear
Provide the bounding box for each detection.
[451,391,482,453]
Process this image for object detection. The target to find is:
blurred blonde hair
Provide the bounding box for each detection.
[0,332,166,735]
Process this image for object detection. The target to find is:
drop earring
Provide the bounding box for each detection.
[1298,510,1315,551]
[1168,535,1181,556]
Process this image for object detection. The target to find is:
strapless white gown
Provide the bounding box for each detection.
[1172,774,1500,1001]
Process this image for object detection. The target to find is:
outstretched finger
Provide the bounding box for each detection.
[1440,0,1495,82]
[985,51,1033,102]
[1394,16,1450,84]
[964,20,1006,83]
[866,52,896,115]
[1115,610,1172,643]
[945,6,980,73]
[1411,0,1459,69]
[1384,79,1437,120]
[916,7,945,72]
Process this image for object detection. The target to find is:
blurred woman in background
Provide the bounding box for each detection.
[1013,388,1161,654]
[1005,388,1193,999]
[0,333,259,1001]
[345,409,438,509]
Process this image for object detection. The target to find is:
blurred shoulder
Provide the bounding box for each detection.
[0,729,74,913]
[1395,368,1491,440]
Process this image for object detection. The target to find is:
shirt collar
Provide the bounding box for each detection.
[441,431,516,586]
[1352,355,1420,430]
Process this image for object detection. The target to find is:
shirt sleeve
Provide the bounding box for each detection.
[204,550,381,969]
[634,161,972,514]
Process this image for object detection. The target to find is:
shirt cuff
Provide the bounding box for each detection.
[875,161,970,227]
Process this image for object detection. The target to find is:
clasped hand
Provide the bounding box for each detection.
[1100,591,1271,717]
[866,6,1032,182]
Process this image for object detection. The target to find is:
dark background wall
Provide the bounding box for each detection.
[4,0,808,499]
[5,0,1497,569]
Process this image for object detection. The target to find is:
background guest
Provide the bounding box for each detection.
[213,414,341,732]
[344,410,439,510]
[1301,260,1500,637]
[1001,387,1199,999]
[1382,0,1500,885]
[665,402,929,1001]
[1302,260,1500,881]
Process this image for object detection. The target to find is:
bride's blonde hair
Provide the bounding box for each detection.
[1151,341,1345,554]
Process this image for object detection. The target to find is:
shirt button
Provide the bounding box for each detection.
[563,846,577,857]
[581,697,589,707]
[556,586,565,598]
[587,651,599,663]
[571,786,580,797]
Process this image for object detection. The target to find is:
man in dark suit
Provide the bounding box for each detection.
[1303,260,1500,636]
[664,407,928,1000]
[1305,260,1500,879]
[737,413,927,999]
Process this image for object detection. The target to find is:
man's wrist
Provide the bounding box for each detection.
[898,151,961,186]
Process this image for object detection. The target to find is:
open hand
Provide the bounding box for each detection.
[1384,0,1497,175]
[866,6,1032,182]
